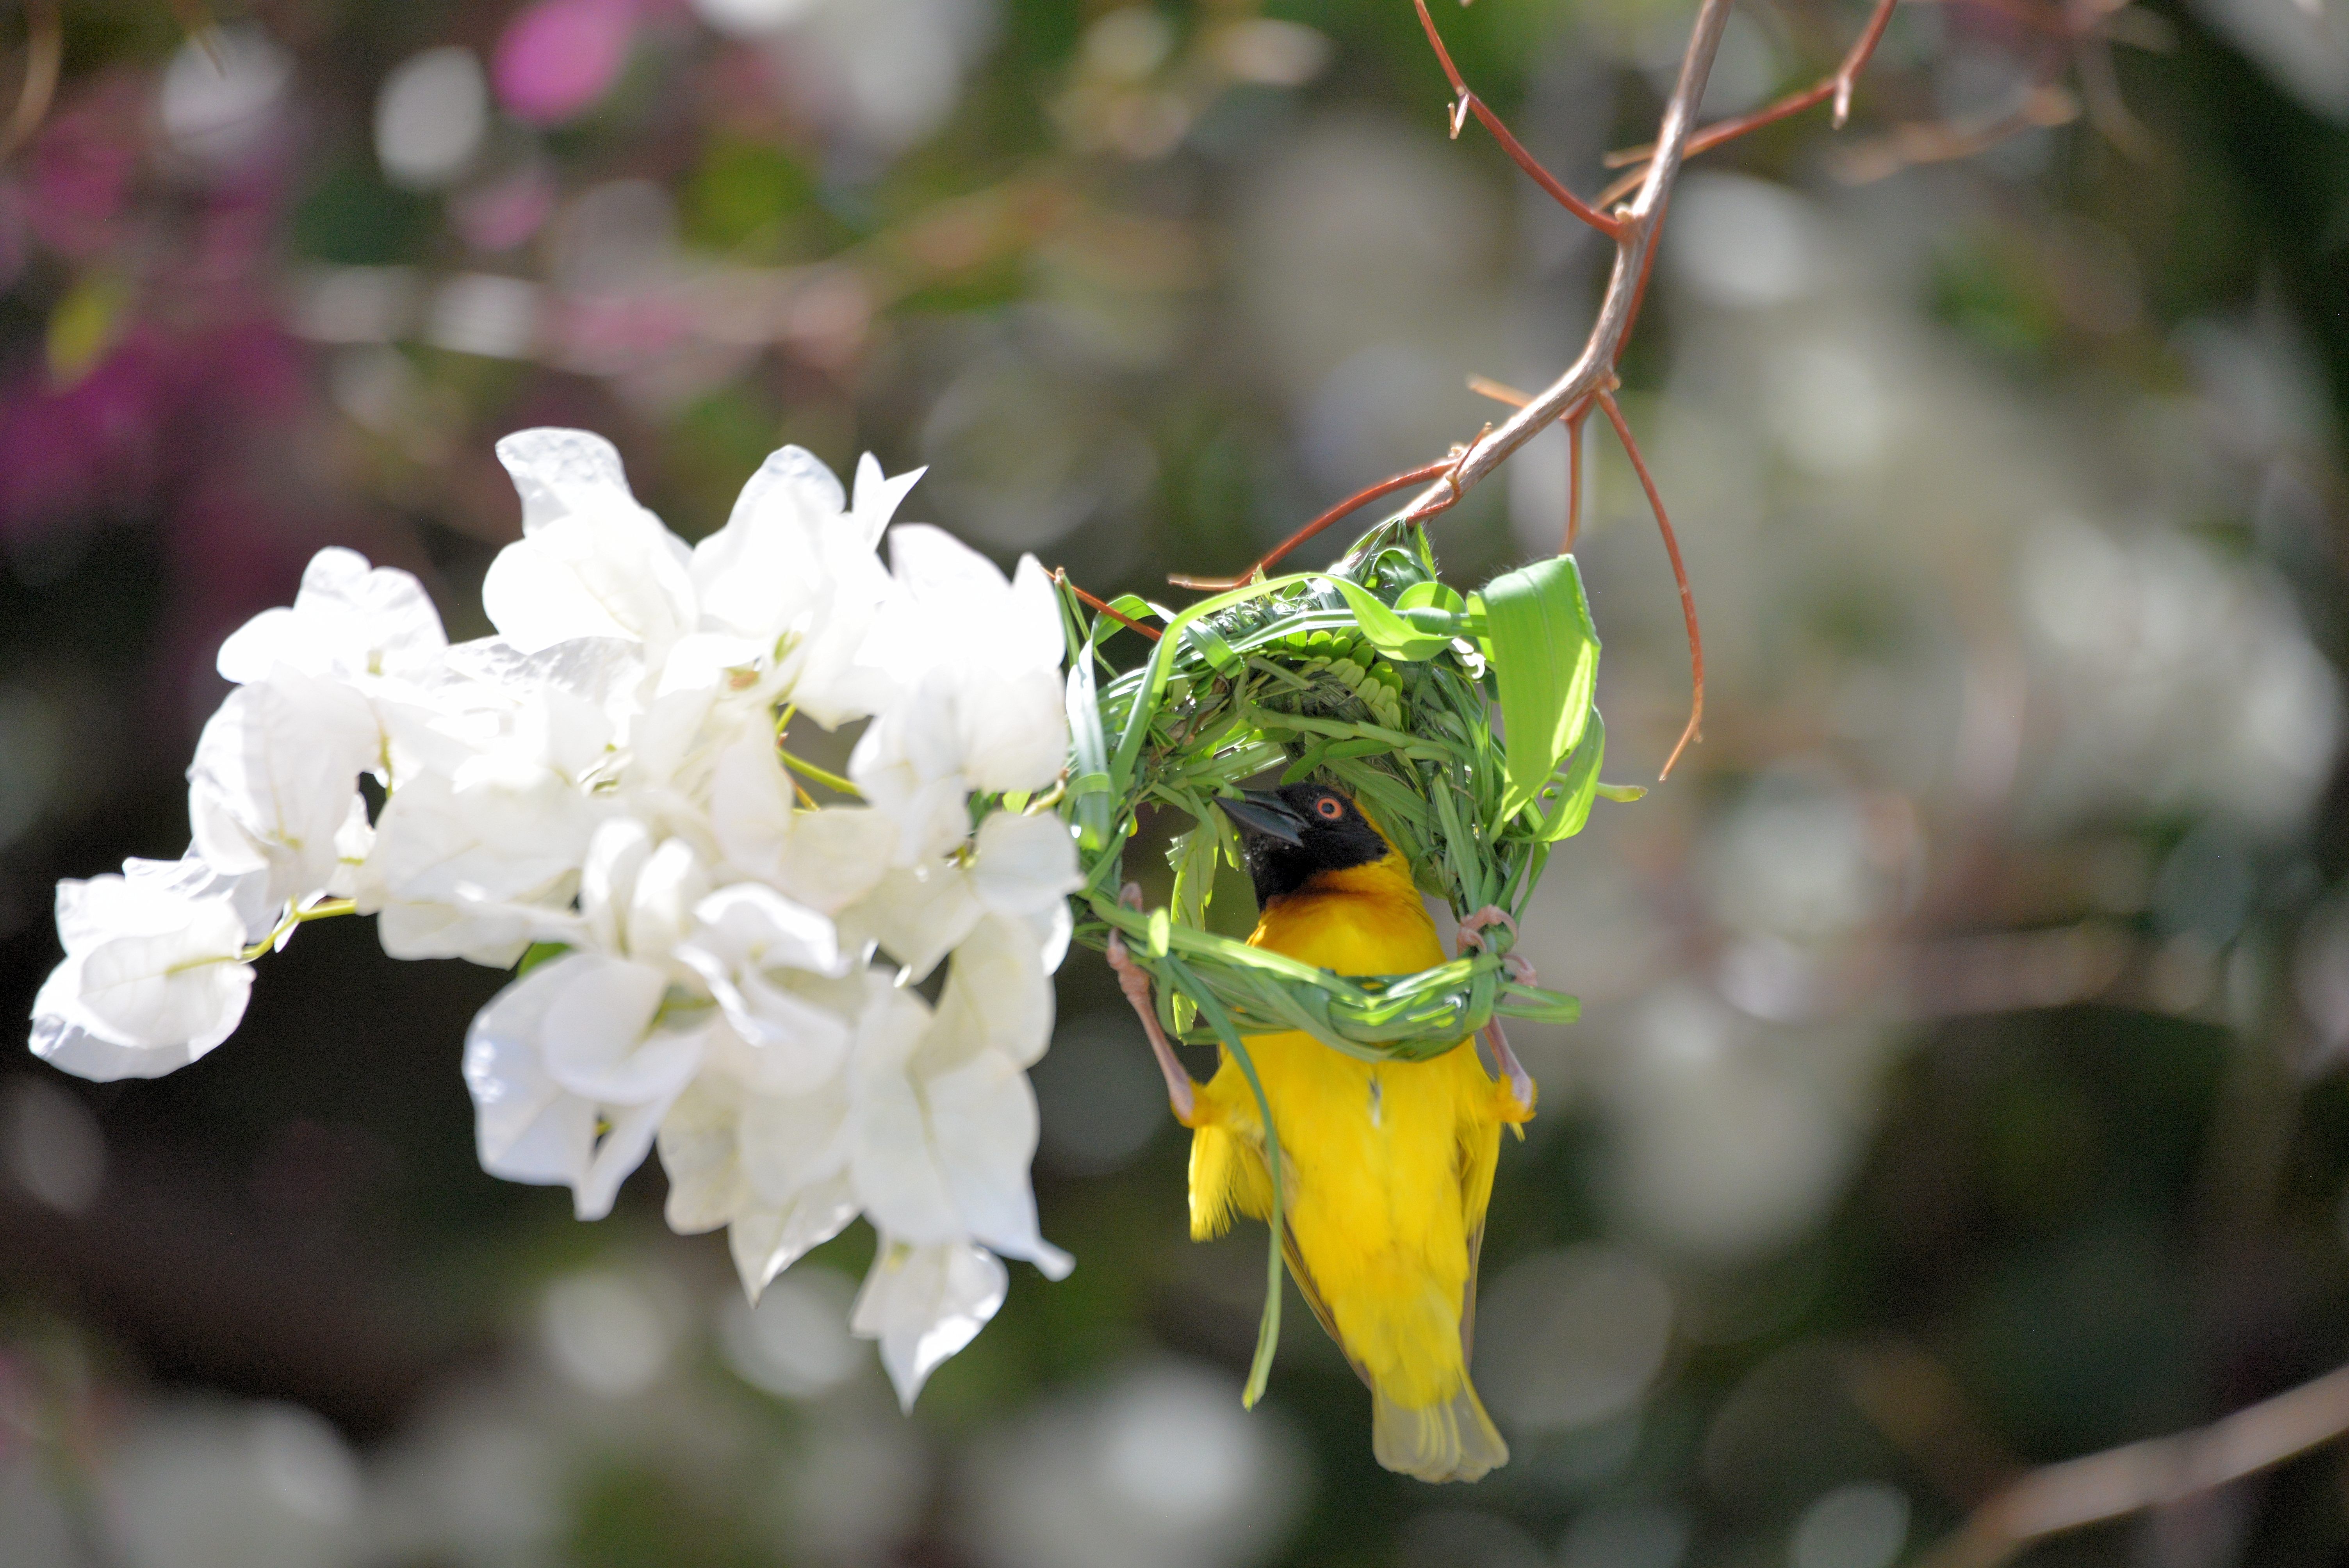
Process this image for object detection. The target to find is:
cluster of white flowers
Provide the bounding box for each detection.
[28,431,1084,1408]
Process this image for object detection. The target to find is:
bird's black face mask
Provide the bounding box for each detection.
[1216,784,1390,903]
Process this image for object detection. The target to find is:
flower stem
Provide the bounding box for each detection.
[778,748,861,799]
[235,898,357,962]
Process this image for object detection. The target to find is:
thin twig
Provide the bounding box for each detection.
[0,0,63,164]
[1390,0,1736,526]
[1411,0,1621,238]
[1468,374,1592,552]
[1595,388,1702,779]
[1168,458,1454,591]
[1057,568,1162,640]
[1177,0,1755,770]
[1598,0,1902,205]
[1915,1360,2349,1568]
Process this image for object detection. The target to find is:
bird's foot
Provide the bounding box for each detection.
[1458,905,1536,986]
[1109,884,1198,1124]
[1484,1019,1538,1123]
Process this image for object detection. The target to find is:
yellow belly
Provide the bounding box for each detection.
[1183,854,1520,1480]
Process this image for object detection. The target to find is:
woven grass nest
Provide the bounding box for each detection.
[1056,515,1634,1060]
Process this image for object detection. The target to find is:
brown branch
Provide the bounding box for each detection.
[1597,0,1902,206]
[1411,0,1621,239]
[1916,1360,2349,1568]
[1387,0,1735,522]
[1056,568,1162,640]
[1168,457,1455,592]
[0,0,62,164]
[1595,389,1703,779]
[1171,0,1746,771]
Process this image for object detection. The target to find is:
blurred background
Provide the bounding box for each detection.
[0,0,2347,1564]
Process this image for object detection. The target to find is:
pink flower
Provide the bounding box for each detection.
[493,0,639,127]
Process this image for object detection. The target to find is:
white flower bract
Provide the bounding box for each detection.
[30,855,264,1082]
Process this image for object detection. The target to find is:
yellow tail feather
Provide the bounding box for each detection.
[1372,1376,1510,1484]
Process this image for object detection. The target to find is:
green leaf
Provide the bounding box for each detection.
[1066,653,1112,852]
[1595,781,1648,803]
[517,941,570,976]
[1394,580,1466,616]
[1162,953,1285,1409]
[1483,555,1600,818]
[1168,814,1223,931]
[1538,714,1607,842]
[1183,620,1242,675]
[1320,576,1453,661]
[1279,742,1329,785]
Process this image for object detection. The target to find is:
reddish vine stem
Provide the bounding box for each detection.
[1410,0,1622,238]
[1167,458,1456,592]
[1171,0,1750,771]
[1465,370,1701,778]
[1594,388,1703,779]
[1467,373,1596,553]
[1598,0,1902,205]
[1387,0,1732,534]
[1056,568,1162,640]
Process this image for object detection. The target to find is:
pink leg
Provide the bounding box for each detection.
[1107,891,1198,1124]
[1457,905,1518,953]
[1458,905,1538,1112]
[1483,1019,1537,1115]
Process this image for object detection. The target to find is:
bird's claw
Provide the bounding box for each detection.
[1458,905,1536,986]
[1108,889,1198,1124]
[1484,1019,1538,1123]
[1460,907,1538,1115]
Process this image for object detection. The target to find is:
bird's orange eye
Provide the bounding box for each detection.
[1315,796,1344,821]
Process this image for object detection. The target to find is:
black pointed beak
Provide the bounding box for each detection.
[1215,789,1306,846]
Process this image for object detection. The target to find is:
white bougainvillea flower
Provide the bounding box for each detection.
[215,546,449,690]
[480,431,699,657]
[851,1235,1012,1411]
[851,808,1082,980]
[187,668,379,912]
[355,762,605,966]
[851,524,1068,809]
[31,428,1083,1414]
[847,675,991,865]
[658,1075,861,1300]
[462,823,712,1219]
[929,911,1059,1071]
[654,947,1066,1312]
[708,735,896,913]
[690,447,921,728]
[847,973,1069,1278]
[352,640,644,965]
[462,948,708,1221]
[675,883,854,1095]
[30,854,265,1082]
[461,820,862,1221]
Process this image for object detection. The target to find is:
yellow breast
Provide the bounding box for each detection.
[1245,852,1446,975]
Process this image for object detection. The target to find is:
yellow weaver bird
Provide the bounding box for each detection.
[1121,783,1534,1483]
